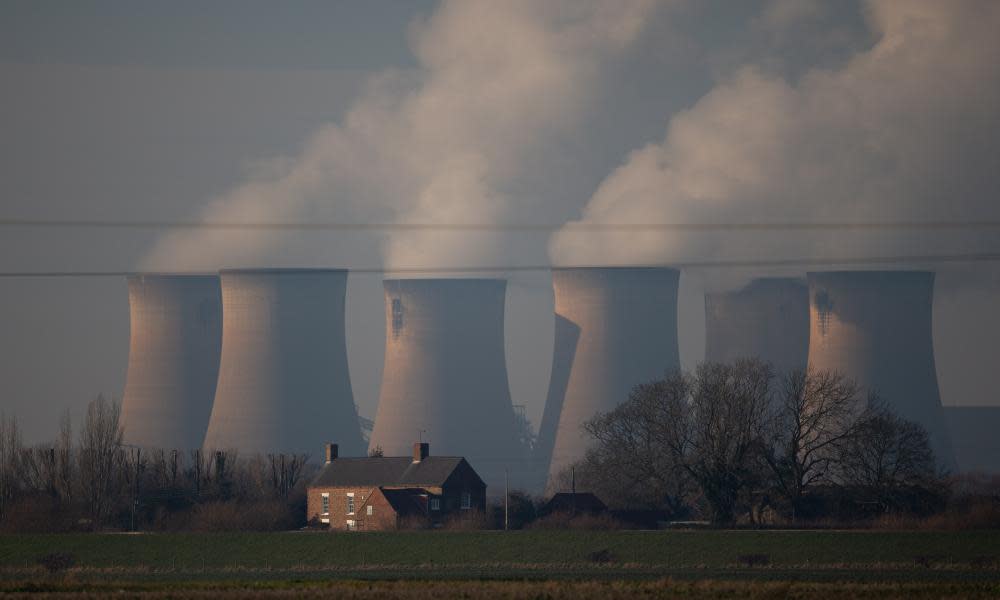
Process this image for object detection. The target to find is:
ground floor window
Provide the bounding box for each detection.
[461,492,471,509]
[430,498,441,511]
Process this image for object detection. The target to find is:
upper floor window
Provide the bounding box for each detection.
[430,498,441,511]
[366,504,374,516]
[461,492,471,509]
[347,493,355,515]
[321,493,330,515]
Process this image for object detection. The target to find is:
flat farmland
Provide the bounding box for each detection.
[1,530,999,597]
[1,530,999,576]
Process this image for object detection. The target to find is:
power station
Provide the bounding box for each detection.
[120,274,222,450]
[202,269,364,456]
[806,271,956,468]
[368,278,522,489]
[540,267,681,490]
[704,277,809,374]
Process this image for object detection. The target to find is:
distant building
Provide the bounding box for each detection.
[307,442,486,531]
[542,492,607,516]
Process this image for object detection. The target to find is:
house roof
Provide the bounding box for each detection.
[310,456,471,488]
[544,492,608,513]
[378,487,429,518]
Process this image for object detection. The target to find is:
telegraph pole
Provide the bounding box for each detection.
[504,468,509,531]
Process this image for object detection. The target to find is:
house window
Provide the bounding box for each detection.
[461,492,471,509]
[346,520,356,531]
[321,493,330,515]
[347,493,355,515]
[430,498,441,511]
[366,505,374,516]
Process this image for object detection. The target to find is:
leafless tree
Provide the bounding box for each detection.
[269,453,309,498]
[78,395,125,525]
[762,369,865,517]
[837,402,937,509]
[581,374,695,515]
[0,412,23,520]
[681,359,774,523]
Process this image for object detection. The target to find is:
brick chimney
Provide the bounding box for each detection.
[413,442,429,463]
[325,443,338,463]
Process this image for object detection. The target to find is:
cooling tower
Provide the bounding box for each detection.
[704,277,809,374]
[203,269,363,456]
[368,279,520,489]
[806,271,955,468]
[120,274,222,450]
[542,267,681,489]
[943,407,1000,473]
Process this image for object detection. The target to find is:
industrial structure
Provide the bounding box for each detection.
[943,407,1000,473]
[806,271,955,467]
[704,277,809,374]
[541,267,681,490]
[202,269,364,456]
[368,278,522,490]
[120,274,222,450]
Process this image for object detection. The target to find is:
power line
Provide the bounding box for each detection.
[3,218,1000,232]
[1,252,999,278]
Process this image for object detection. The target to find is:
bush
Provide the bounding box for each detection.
[528,511,627,530]
[441,509,492,530]
[189,500,298,532]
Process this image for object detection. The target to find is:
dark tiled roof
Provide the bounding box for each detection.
[379,487,428,518]
[310,456,466,488]
[544,492,608,513]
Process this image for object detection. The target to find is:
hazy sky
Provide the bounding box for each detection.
[2,0,998,444]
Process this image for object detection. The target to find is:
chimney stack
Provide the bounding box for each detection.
[413,442,429,463]
[325,443,338,463]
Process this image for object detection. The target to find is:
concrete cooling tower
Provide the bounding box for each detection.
[704,278,809,374]
[806,271,955,468]
[368,279,521,490]
[542,267,681,490]
[203,269,363,457]
[943,406,1000,473]
[120,274,222,450]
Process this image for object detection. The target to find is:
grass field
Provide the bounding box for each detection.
[1,530,999,597]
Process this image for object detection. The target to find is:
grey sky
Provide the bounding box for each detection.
[1,0,998,445]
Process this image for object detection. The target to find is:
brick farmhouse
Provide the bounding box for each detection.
[307,442,486,530]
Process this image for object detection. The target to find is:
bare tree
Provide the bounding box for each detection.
[837,402,937,510]
[682,360,774,523]
[0,412,23,520]
[55,410,74,503]
[269,453,309,498]
[578,360,774,523]
[762,369,864,517]
[581,374,695,515]
[78,395,125,525]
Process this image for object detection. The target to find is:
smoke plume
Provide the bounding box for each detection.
[549,0,1000,286]
[143,0,662,272]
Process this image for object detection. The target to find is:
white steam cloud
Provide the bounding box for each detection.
[143,0,661,272]
[549,0,1000,283]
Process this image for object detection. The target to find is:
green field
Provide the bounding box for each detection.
[2,530,999,577]
[1,530,999,597]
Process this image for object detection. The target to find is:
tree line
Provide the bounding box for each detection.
[557,359,949,524]
[0,396,313,532]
